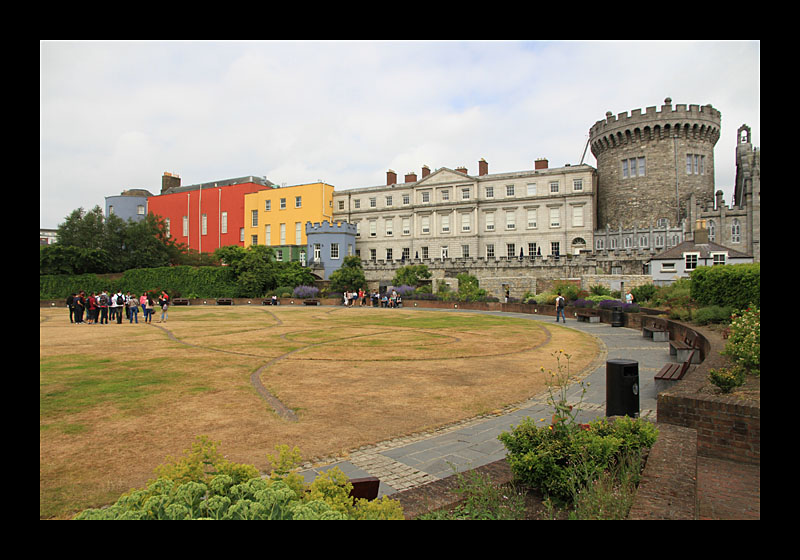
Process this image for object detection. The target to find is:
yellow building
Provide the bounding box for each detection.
[243,182,335,260]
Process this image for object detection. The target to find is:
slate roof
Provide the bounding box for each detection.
[648,239,752,261]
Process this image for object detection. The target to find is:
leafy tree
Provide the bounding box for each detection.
[456,273,487,302]
[274,260,317,289]
[392,264,431,287]
[123,214,184,270]
[328,255,367,293]
[56,206,107,250]
[47,206,188,274]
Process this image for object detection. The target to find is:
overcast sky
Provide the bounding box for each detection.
[40,40,760,230]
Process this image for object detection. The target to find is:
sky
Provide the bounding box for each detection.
[40,40,760,230]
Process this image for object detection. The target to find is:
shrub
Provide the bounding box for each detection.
[690,263,760,311]
[589,285,611,297]
[722,306,760,376]
[498,417,657,504]
[708,365,746,393]
[571,299,595,308]
[73,437,404,520]
[292,285,319,299]
[630,284,657,304]
[598,299,623,310]
[693,305,733,325]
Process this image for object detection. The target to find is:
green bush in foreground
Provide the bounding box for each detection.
[73,437,404,520]
[499,416,658,504]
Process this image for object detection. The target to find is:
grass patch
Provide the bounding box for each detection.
[40,305,600,519]
[40,356,180,417]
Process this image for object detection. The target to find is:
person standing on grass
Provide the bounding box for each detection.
[74,292,86,324]
[86,292,97,324]
[108,289,118,323]
[158,291,169,323]
[114,290,125,324]
[143,293,154,323]
[128,294,139,323]
[98,290,109,324]
[66,293,76,323]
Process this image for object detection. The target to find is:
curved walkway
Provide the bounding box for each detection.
[297,308,667,496]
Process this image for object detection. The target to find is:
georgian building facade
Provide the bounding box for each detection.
[331,159,597,265]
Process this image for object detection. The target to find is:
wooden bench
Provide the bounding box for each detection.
[654,349,696,393]
[575,309,600,323]
[348,476,380,501]
[171,298,190,306]
[303,299,320,306]
[216,298,234,305]
[669,331,701,363]
[642,324,668,342]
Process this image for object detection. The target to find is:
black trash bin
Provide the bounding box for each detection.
[611,306,624,327]
[606,359,639,417]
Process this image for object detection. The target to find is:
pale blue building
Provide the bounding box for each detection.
[105,189,154,223]
[305,220,357,280]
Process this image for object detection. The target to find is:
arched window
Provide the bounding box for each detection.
[731,219,741,243]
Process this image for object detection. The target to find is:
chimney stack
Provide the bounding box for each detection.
[405,172,417,183]
[694,219,709,244]
[386,170,397,185]
[421,165,430,178]
[455,165,468,175]
[535,158,548,170]
[162,171,181,193]
[479,158,488,176]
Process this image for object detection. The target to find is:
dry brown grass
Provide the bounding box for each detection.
[40,305,599,519]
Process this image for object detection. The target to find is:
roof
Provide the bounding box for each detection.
[648,239,752,261]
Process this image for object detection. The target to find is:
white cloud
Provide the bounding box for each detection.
[40,40,759,228]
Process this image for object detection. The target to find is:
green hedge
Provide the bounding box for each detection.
[40,266,238,300]
[690,263,760,311]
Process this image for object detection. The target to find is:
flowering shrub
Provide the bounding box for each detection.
[392,285,416,296]
[598,299,623,309]
[292,285,319,299]
[571,299,595,308]
[723,306,760,376]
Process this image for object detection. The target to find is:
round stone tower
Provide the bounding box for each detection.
[589,97,721,229]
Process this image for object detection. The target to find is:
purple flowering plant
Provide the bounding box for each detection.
[292,285,319,299]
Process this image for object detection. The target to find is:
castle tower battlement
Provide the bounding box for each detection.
[305,220,358,235]
[589,98,721,230]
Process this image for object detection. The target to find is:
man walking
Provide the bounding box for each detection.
[555,292,566,323]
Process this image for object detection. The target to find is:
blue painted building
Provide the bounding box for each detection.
[305,220,357,280]
[105,189,154,223]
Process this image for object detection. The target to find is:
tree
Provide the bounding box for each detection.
[328,255,367,293]
[274,261,316,289]
[392,264,431,287]
[123,214,183,270]
[455,273,487,302]
[232,245,277,297]
[47,206,189,274]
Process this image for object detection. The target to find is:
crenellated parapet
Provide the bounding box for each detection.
[305,220,358,235]
[589,97,720,230]
[589,97,721,157]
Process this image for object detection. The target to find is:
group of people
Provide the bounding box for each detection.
[66,291,171,325]
[343,289,403,308]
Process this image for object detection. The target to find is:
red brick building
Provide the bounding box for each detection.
[148,172,274,254]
